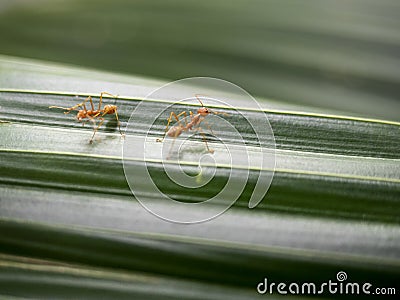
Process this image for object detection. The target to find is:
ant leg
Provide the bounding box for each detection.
[89,117,104,144]
[99,92,118,110]
[156,111,187,143]
[88,95,95,110]
[49,96,92,114]
[202,118,214,135]
[83,115,96,127]
[81,119,89,127]
[80,96,90,112]
[165,126,185,159]
[95,107,124,138]
[166,137,177,160]
[113,108,124,138]
[189,111,194,123]
[193,127,214,154]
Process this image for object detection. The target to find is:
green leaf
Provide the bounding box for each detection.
[0,56,399,298]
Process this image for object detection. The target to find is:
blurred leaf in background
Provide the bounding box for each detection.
[0,0,399,120]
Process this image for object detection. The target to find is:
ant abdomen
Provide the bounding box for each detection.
[167,126,183,138]
[103,105,117,114]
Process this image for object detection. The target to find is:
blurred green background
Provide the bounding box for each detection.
[0,0,399,120]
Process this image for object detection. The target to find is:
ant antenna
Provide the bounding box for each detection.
[195,94,207,107]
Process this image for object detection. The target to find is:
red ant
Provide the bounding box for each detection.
[156,94,228,154]
[49,92,124,143]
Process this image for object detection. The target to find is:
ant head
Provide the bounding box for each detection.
[103,104,117,114]
[197,107,211,116]
[195,94,212,116]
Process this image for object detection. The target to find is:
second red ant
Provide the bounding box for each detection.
[156,95,228,154]
[50,92,124,143]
